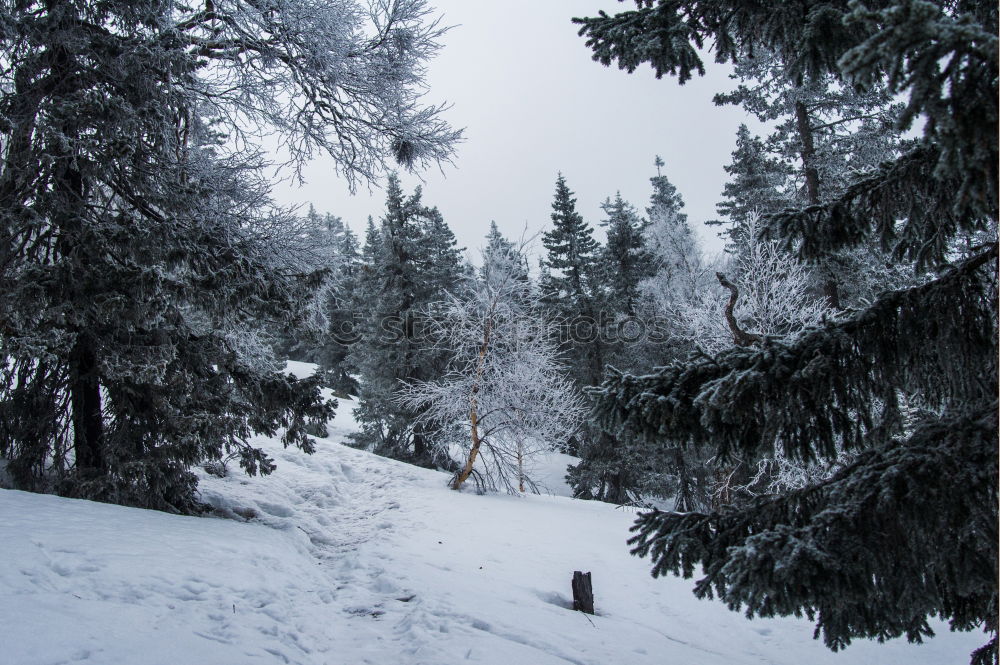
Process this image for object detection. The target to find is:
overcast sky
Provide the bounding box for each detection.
[272,0,757,260]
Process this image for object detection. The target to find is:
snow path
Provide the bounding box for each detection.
[0,367,987,664]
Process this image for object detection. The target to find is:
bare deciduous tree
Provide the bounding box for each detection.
[397,247,586,493]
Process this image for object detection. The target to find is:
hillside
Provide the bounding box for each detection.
[0,367,985,665]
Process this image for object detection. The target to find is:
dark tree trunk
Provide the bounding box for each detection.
[794,96,842,310]
[412,419,433,466]
[671,446,695,512]
[70,334,104,472]
[821,274,842,310]
[794,100,821,206]
[412,430,427,460]
[582,297,606,387]
[47,43,106,474]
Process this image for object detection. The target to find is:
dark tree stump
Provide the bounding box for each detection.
[572,571,594,614]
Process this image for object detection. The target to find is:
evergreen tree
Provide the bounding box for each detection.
[715,52,903,200]
[589,160,714,510]
[576,2,997,662]
[647,156,688,226]
[318,212,363,395]
[599,194,653,317]
[415,206,467,306]
[0,0,457,512]
[273,206,361,396]
[642,158,703,319]
[541,175,601,303]
[710,125,794,251]
[713,50,905,307]
[349,175,462,467]
[539,173,606,387]
[568,175,678,505]
[482,221,530,284]
[539,174,624,489]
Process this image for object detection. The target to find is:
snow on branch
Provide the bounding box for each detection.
[396,247,586,494]
[595,243,997,465]
[166,0,461,187]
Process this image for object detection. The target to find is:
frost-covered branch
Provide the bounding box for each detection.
[164,0,461,186]
[396,248,586,493]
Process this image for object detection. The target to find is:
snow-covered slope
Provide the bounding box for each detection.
[0,370,985,664]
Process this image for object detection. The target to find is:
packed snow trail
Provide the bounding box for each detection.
[0,368,987,664]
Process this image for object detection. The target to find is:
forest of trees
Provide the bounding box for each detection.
[0,1,995,663]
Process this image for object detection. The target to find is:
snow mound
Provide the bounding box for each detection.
[0,377,986,664]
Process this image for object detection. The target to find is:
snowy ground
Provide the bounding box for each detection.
[0,363,986,665]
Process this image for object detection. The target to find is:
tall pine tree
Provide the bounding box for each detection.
[713,49,905,307]
[567,185,657,505]
[599,194,653,317]
[349,175,463,467]
[273,206,362,397]
[709,125,794,251]
[482,221,530,284]
[539,173,606,387]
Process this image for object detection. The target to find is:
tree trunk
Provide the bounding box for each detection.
[794,96,842,310]
[452,406,483,490]
[70,334,104,472]
[411,420,429,465]
[452,315,493,490]
[48,45,105,474]
[671,446,695,512]
[794,99,821,206]
[716,272,764,347]
[516,440,524,492]
[412,433,426,462]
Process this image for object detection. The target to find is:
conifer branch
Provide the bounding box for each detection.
[765,144,995,268]
[593,243,998,464]
[628,403,998,655]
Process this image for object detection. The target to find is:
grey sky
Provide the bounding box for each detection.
[272,1,756,259]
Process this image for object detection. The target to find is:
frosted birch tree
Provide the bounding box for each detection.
[397,247,586,493]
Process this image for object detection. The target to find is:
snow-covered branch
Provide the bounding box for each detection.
[396,248,586,493]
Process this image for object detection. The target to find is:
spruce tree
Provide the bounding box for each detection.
[566,191,656,505]
[539,173,623,482]
[599,194,653,317]
[619,160,717,509]
[482,221,530,284]
[576,2,997,662]
[273,206,361,397]
[710,125,794,250]
[540,173,606,387]
[349,176,462,467]
[318,212,363,396]
[713,51,906,307]
[541,175,601,299]
[647,156,687,226]
[642,157,701,313]
[714,52,904,206]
